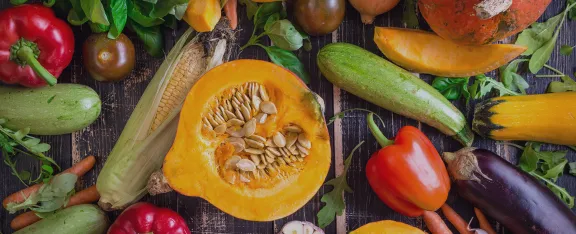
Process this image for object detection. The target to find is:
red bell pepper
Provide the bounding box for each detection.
[0,4,74,88]
[108,202,191,234]
[365,113,450,217]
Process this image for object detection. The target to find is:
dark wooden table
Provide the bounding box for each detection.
[2,1,576,233]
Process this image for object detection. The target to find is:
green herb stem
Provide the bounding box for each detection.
[543,64,567,76]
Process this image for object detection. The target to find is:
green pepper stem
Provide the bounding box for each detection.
[17,46,57,86]
[367,113,394,148]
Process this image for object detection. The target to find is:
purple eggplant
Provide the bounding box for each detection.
[443,147,576,234]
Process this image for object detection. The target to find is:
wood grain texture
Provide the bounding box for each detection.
[1,0,576,233]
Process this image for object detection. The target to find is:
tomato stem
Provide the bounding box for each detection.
[367,113,394,147]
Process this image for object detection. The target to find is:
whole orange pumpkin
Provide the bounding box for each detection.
[419,0,552,45]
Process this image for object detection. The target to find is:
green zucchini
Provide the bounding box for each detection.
[0,84,101,135]
[14,204,109,234]
[317,43,473,146]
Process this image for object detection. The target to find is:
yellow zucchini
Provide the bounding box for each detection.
[473,93,576,145]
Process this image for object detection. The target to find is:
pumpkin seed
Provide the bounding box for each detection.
[296,143,309,155]
[227,137,245,145]
[283,155,292,163]
[257,164,266,169]
[225,155,242,169]
[260,101,278,114]
[214,124,227,135]
[245,148,264,155]
[254,113,268,124]
[266,147,281,156]
[276,157,286,166]
[279,147,289,156]
[236,159,256,172]
[232,97,242,107]
[259,84,269,101]
[260,155,267,165]
[230,142,245,153]
[266,164,277,173]
[265,139,276,147]
[251,95,262,111]
[240,105,252,120]
[290,155,298,162]
[243,119,256,136]
[266,155,275,163]
[245,138,264,149]
[296,157,303,162]
[265,150,276,159]
[250,155,261,165]
[284,125,302,133]
[286,132,298,148]
[239,174,251,183]
[207,114,219,127]
[299,153,308,158]
[288,146,299,155]
[226,127,244,138]
[298,133,311,149]
[225,100,233,111]
[234,108,244,121]
[227,118,245,126]
[242,93,251,104]
[203,123,213,130]
[225,110,237,119]
[214,111,226,124]
[273,132,286,147]
[248,134,266,143]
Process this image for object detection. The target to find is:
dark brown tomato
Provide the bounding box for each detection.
[294,0,345,36]
[83,33,135,82]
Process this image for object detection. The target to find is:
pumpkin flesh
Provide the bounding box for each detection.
[163,60,331,221]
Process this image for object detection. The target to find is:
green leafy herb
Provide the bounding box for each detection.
[89,22,111,33]
[261,46,310,84]
[547,75,576,93]
[317,141,364,229]
[6,173,78,214]
[499,59,530,94]
[515,2,576,73]
[569,162,576,176]
[239,0,258,20]
[241,2,311,83]
[569,0,576,20]
[81,0,111,26]
[150,0,188,20]
[266,20,304,51]
[128,19,163,57]
[431,77,470,101]
[127,0,165,27]
[402,0,419,29]
[1,120,59,186]
[560,45,574,56]
[108,0,128,39]
[469,74,520,99]
[10,0,28,5]
[512,142,574,207]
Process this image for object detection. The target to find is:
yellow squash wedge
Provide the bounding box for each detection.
[184,0,221,32]
[373,27,527,77]
[473,93,576,145]
[163,60,331,221]
[350,220,425,234]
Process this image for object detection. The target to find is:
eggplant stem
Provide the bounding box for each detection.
[367,113,394,148]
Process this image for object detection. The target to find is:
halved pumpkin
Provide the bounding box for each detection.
[163,59,331,221]
[350,220,425,234]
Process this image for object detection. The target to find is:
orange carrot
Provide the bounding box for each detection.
[224,0,238,30]
[423,210,453,234]
[441,204,473,234]
[3,156,96,208]
[10,185,100,230]
[474,208,497,234]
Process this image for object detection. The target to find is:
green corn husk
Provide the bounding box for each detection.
[96,22,234,210]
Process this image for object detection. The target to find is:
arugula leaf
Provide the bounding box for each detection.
[266,20,304,51]
[469,74,520,98]
[239,0,258,20]
[262,46,310,84]
[402,0,419,29]
[515,2,576,73]
[431,77,470,101]
[560,45,574,56]
[499,59,530,94]
[317,141,364,229]
[128,19,163,57]
[6,173,78,214]
[108,0,128,39]
[81,0,110,26]
[532,172,574,208]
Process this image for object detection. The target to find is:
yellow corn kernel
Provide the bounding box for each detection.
[150,43,207,131]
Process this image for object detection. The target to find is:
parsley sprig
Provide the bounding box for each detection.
[0,119,59,186]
